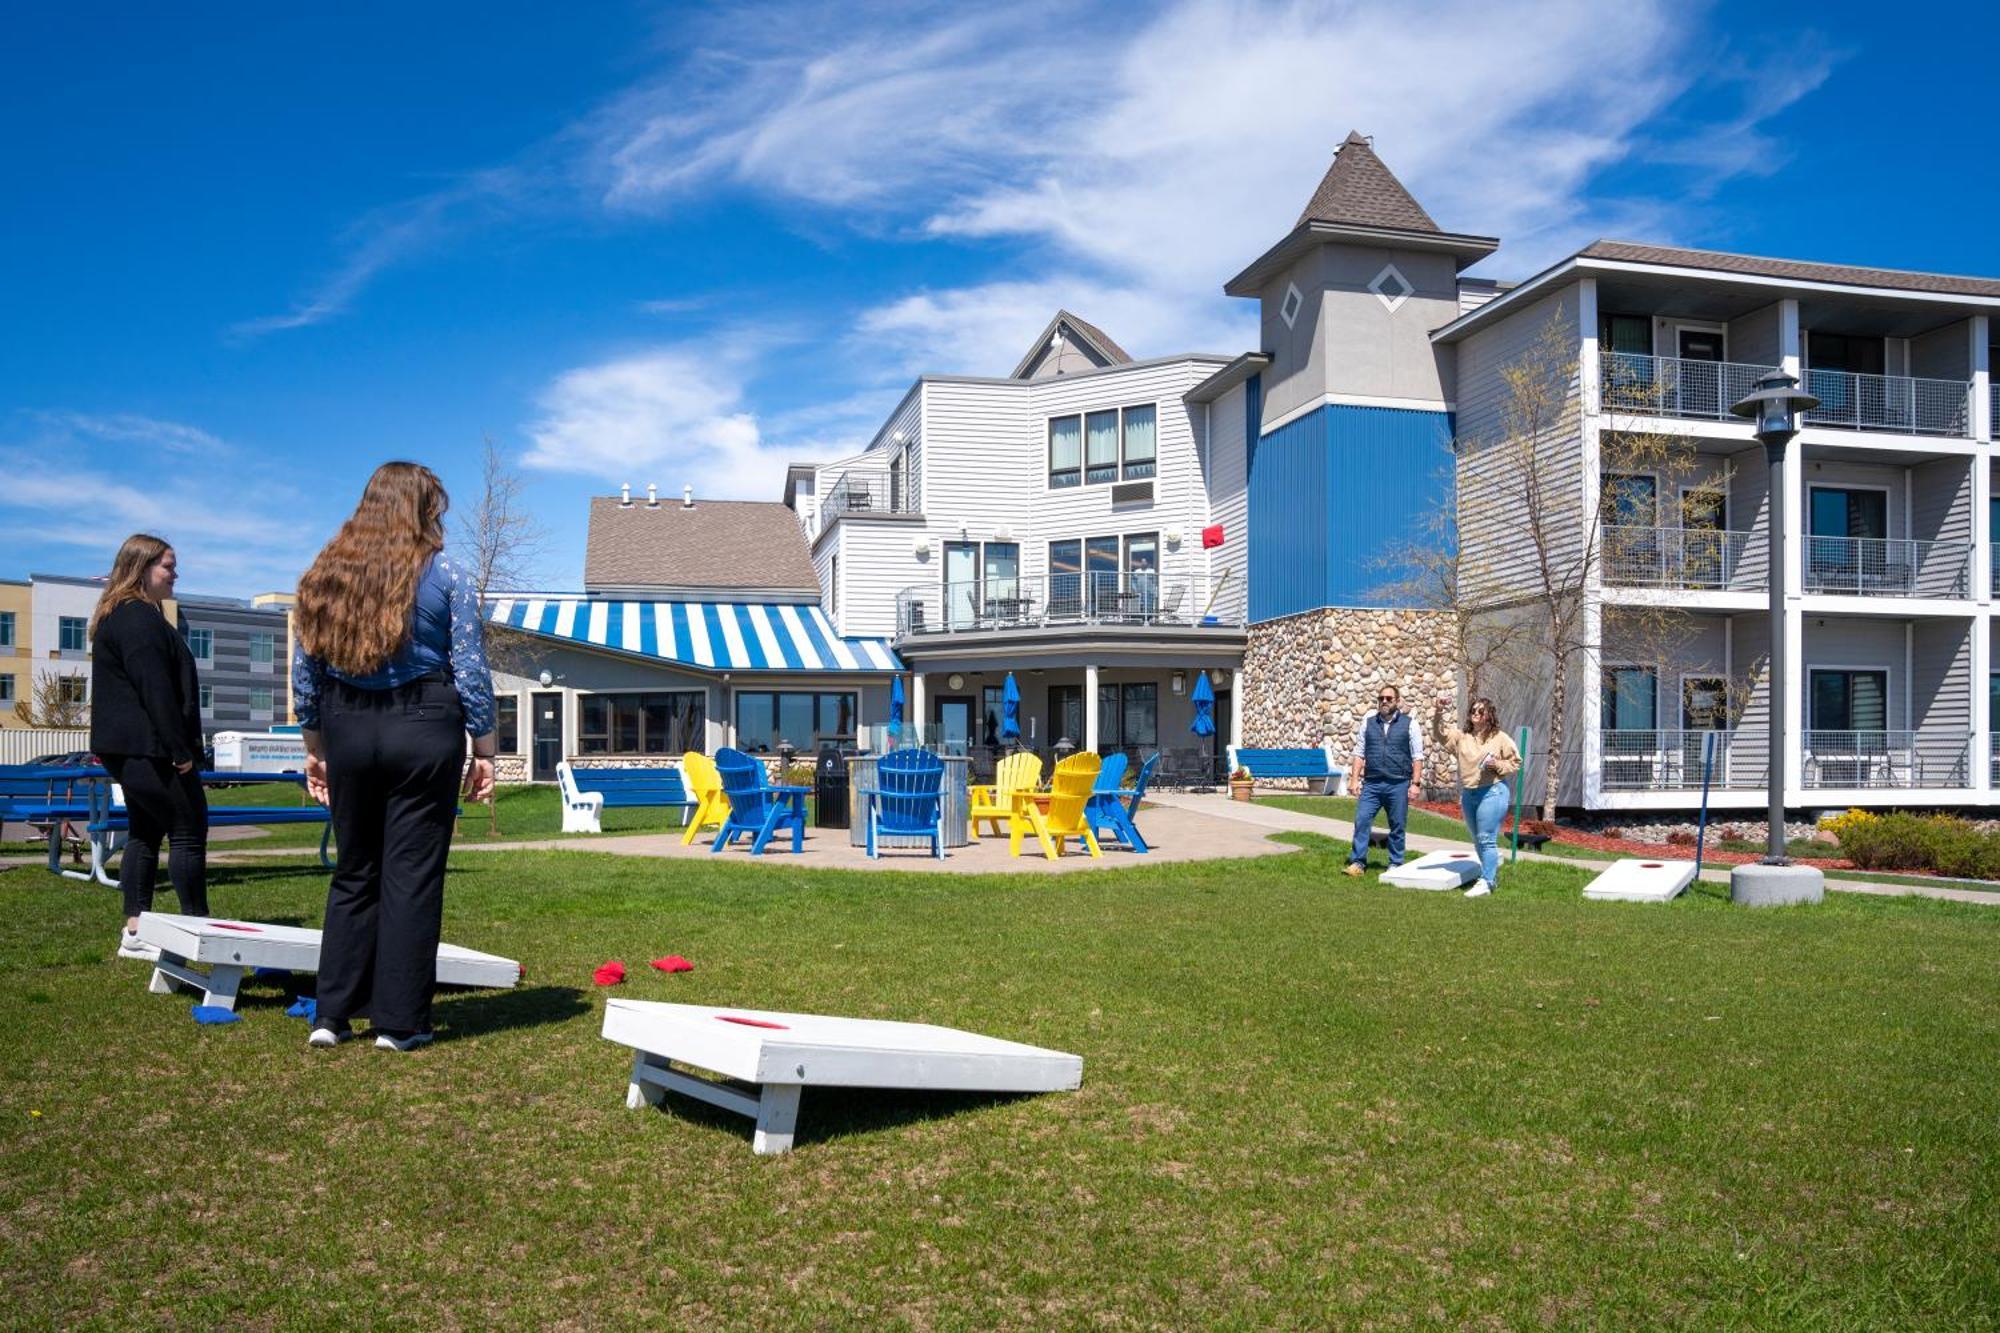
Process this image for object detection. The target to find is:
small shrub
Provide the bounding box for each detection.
[783,762,817,788]
[1820,808,1878,842]
[1716,824,1743,843]
[1521,819,1557,838]
[1834,811,2000,876]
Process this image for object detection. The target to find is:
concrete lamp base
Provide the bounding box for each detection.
[1729,862,1825,908]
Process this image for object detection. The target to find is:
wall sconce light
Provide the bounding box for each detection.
[913,535,932,559]
[1164,529,1183,548]
[1171,670,1186,694]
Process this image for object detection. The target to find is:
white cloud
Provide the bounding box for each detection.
[31,411,228,456]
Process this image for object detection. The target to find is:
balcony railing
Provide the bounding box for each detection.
[1803,535,1969,598]
[896,572,1244,637]
[1802,730,1969,789]
[1600,352,1776,421]
[1805,368,1971,437]
[800,465,922,540]
[1601,729,1768,791]
[1601,525,1760,591]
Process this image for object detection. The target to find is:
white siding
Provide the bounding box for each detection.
[1203,382,1249,614]
[837,523,928,639]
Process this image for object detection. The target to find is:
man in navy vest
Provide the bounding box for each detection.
[1343,684,1424,875]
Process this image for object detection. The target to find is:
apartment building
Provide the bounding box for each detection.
[173,592,293,736]
[27,573,99,722]
[0,578,30,724]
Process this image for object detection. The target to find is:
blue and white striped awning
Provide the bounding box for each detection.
[485,597,903,674]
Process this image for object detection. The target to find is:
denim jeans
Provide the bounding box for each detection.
[1460,781,1511,886]
[1349,777,1410,867]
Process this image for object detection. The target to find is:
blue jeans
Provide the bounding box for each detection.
[1349,777,1409,867]
[1460,781,1510,886]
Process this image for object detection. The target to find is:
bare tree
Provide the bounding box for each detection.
[15,670,89,728]
[453,437,551,682]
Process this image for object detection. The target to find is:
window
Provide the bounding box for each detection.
[249,632,275,665]
[983,542,1020,605]
[1047,405,1161,489]
[1682,677,1726,730]
[1809,487,1888,540]
[1095,682,1159,750]
[186,628,213,660]
[1086,535,1119,613]
[579,692,707,756]
[1048,416,1082,489]
[248,685,275,713]
[1120,405,1156,481]
[58,676,88,705]
[1810,670,1887,734]
[1807,332,1885,376]
[1600,667,1657,732]
[0,674,13,703]
[0,611,13,648]
[59,617,86,652]
[733,691,854,752]
[981,684,1006,748]
[1600,474,1658,527]
[199,684,214,715]
[497,697,520,753]
[1600,314,1651,356]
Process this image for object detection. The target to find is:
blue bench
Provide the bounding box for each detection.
[1227,746,1346,797]
[558,761,698,834]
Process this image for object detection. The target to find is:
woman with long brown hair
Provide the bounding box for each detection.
[1432,692,1522,898]
[293,462,495,1051]
[90,534,208,958]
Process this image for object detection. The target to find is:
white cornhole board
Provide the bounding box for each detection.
[135,912,520,1011]
[1582,857,1699,903]
[1381,848,1483,891]
[603,999,1084,1155]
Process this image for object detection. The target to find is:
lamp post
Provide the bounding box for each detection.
[1727,370,1826,906]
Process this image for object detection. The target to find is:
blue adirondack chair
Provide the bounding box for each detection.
[858,747,947,859]
[709,747,808,855]
[1089,751,1157,853]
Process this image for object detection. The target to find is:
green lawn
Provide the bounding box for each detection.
[1254,793,1470,842]
[2,838,1996,1327]
[206,781,742,849]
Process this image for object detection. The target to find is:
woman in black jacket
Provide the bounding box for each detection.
[89,534,208,959]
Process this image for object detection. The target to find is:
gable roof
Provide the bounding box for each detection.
[1297,130,1440,233]
[1010,309,1133,379]
[584,496,820,596]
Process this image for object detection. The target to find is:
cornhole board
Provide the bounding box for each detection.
[135,912,520,1011]
[1582,858,1699,903]
[603,999,1084,1155]
[1381,848,1483,891]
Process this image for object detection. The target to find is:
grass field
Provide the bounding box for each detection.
[2,835,1996,1328]
[204,781,736,848]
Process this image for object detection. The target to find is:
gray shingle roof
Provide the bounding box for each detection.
[584,497,820,594]
[1296,131,1440,233]
[1580,240,2000,299]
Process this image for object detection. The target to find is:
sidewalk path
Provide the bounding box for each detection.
[1143,791,2000,907]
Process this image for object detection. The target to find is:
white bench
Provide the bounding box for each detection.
[135,912,521,1011]
[602,999,1084,1155]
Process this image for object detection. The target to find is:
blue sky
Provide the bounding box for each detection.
[4,0,1996,595]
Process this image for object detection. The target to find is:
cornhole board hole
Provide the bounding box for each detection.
[603,999,1084,1156]
[135,912,520,1012]
[1381,848,1482,891]
[1582,858,1699,903]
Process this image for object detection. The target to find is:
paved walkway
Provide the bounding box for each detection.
[1143,791,2000,907]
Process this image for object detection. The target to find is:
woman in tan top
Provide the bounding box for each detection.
[1433,694,1522,897]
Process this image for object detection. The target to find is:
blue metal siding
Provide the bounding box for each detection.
[1247,403,1452,622]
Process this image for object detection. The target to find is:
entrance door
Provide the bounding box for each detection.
[531,691,563,782]
[1680,487,1726,586]
[1675,327,1725,415]
[944,542,979,629]
[932,696,974,756]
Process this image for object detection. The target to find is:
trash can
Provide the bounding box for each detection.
[814,744,850,829]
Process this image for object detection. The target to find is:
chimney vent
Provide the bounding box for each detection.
[646,483,659,508]
[682,484,695,509]
[619,482,632,507]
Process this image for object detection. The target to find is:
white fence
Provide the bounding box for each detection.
[0,728,91,765]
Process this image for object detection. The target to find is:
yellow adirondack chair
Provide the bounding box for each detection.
[968,751,1044,839]
[1009,752,1103,860]
[678,751,729,846]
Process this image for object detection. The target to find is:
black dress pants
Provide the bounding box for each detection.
[103,754,209,920]
[317,675,464,1035]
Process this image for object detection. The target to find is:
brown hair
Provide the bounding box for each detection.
[90,534,172,636]
[295,462,448,675]
[1467,697,1500,740]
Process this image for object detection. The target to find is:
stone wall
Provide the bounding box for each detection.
[1242,606,1457,755]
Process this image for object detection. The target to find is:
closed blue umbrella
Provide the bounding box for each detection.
[1000,672,1021,741]
[888,675,906,740]
[1189,671,1216,736]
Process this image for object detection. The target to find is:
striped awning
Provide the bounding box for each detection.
[485,597,903,674]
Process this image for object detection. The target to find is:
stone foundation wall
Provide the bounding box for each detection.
[1242,607,1457,756]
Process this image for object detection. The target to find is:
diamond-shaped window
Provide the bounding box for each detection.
[1369,264,1413,312]
[1279,282,1304,329]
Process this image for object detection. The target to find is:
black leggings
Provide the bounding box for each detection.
[103,754,209,920]
[317,675,465,1035]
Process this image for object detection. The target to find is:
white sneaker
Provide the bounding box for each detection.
[308,1027,354,1048]
[117,931,160,961]
[1465,881,1493,898]
[374,1030,434,1052]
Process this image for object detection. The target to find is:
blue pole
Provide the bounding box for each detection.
[1508,725,1531,863]
[1693,730,1717,879]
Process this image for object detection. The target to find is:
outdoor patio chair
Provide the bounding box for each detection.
[1149,584,1186,624]
[858,747,947,859]
[1009,751,1103,861]
[968,751,1043,839]
[679,751,729,847]
[710,747,808,855]
[1089,751,1156,853]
